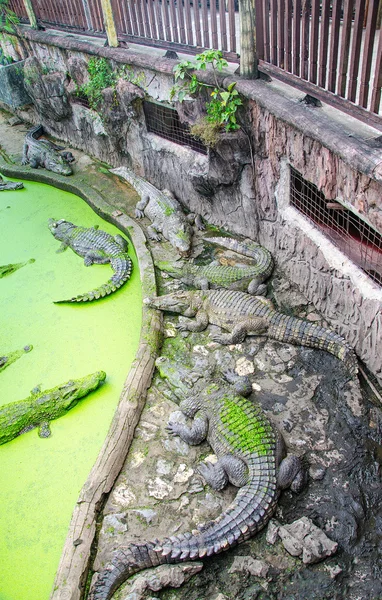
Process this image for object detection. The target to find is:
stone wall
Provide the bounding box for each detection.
[1,28,381,384]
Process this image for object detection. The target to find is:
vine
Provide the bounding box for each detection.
[170,50,242,147]
[0,0,19,33]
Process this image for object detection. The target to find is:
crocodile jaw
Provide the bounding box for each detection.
[60,371,106,409]
[143,291,192,314]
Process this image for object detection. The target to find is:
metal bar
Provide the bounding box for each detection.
[347,0,366,101]
[277,0,285,67]
[259,59,382,131]
[228,0,236,53]
[184,0,194,46]
[309,0,320,83]
[371,27,382,113]
[201,0,210,48]
[255,0,265,61]
[270,0,278,64]
[317,0,330,88]
[292,0,301,75]
[168,0,179,43]
[284,0,292,71]
[337,0,354,97]
[219,0,228,52]
[327,0,341,92]
[210,0,219,48]
[359,0,379,108]
[301,0,310,80]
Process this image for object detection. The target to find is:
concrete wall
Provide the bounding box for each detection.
[1,28,381,384]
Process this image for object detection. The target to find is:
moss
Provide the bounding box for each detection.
[190,117,221,148]
[219,395,272,455]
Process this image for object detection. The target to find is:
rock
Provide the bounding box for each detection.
[229,556,270,578]
[278,517,338,564]
[266,519,280,545]
[309,465,326,481]
[7,116,22,126]
[235,356,255,376]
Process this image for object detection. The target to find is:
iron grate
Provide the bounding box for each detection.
[290,167,382,287]
[143,101,207,155]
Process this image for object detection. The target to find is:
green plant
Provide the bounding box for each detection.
[0,0,19,33]
[171,50,242,138]
[78,57,117,110]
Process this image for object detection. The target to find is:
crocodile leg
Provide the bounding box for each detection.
[114,234,129,252]
[135,195,150,219]
[147,222,162,242]
[198,455,248,490]
[177,310,209,333]
[83,250,110,266]
[247,279,267,296]
[212,317,268,344]
[277,455,306,493]
[166,415,208,445]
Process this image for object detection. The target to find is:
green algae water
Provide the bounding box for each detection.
[0,178,142,600]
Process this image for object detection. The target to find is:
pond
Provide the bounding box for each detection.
[0,178,142,600]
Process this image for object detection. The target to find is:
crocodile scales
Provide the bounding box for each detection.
[48,219,132,303]
[157,235,274,295]
[89,361,304,600]
[144,289,358,374]
[22,125,74,175]
[111,166,203,257]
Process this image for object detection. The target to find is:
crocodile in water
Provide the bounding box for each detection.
[89,358,304,600]
[0,258,35,279]
[0,370,106,445]
[48,219,132,303]
[156,236,274,295]
[0,344,32,373]
[144,289,358,375]
[22,125,74,175]
[111,166,203,257]
[0,174,24,191]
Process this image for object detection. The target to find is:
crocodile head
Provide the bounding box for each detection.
[143,290,195,314]
[48,218,76,240]
[168,219,193,257]
[56,370,106,411]
[44,154,73,176]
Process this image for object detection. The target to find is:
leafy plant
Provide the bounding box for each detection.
[78,57,117,110]
[0,0,19,33]
[171,50,242,138]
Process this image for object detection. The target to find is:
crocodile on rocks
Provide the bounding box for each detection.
[144,289,358,375]
[0,370,106,445]
[0,174,24,191]
[156,236,274,295]
[111,166,204,257]
[48,219,132,303]
[22,125,74,175]
[88,359,305,600]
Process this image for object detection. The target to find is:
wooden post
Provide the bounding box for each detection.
[239,0,258,78]
[23,0,38,29]
[100,0,119,47]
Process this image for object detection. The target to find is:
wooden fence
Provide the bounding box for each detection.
[6,0,382,127]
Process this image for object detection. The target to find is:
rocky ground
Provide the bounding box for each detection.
[1,110,381,600]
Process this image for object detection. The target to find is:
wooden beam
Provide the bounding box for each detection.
[23,0,38,29]
[240,0,258,78]
[100,0,118,47]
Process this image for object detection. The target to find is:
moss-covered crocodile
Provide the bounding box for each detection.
[22,125,74,176]
[111,166,203,257]
[89,359,304,599]
[48,219,133,302]
[144,289,358,375]
[156,235,274,295]
[0,174,24,191]
[0,370,106,445]
[0,345,32,374]
[0,259,35,279]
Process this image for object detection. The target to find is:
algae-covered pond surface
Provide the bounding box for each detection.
[0,178,142,600]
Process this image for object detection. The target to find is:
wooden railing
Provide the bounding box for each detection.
[6,0,382,128]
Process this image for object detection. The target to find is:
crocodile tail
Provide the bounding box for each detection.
[54,255,132,303]
[203,236,274,278]
[89,542,169,600]
[267,312,358,375]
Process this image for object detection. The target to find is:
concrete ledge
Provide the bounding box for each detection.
[0,161,163,600]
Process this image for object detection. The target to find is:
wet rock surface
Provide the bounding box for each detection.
[93,227,382,600]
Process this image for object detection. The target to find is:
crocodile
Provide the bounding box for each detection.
[111,166,204,257]
[89,358,304,600]
[0,258,35,279]
[48,219,132,303]
[0,370,106,445]
[0,174,24,191]
[22,125,73,175]
[0,344,32,373]
[144,289,358,375]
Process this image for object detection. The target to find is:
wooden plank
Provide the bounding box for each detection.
[168,0,179,43]
[184,0,194,46]
[219,0,228,52]
[227,0,236,53]
[140,0,152,38]
[161,0,171,41]
[318,0,330,88]
[154,0,165,40]
[277,0,285,68]
[210,0,219,48]
[255,0,265,61]
[337,0,354,97]
[135,0,146,37]
[359,0,379,108]
[147,0,158,39]
[201,0,210,48]
[347,0,367,101]
[193,0,202,47]
[301,0,310,80]
[292,0,301,76]
[371,28,382,113]
[129,0,139,35]
[327,0,341,92]
[309,0,320,83]
[284,0,292,71]
[270,0,278,64]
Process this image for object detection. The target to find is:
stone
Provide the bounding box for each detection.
[309,465,326,481]
[278,517,338,564]
[235,356,255,376]
[266,519,280,545]
[7,116,22,126]
[229,556,270,578]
